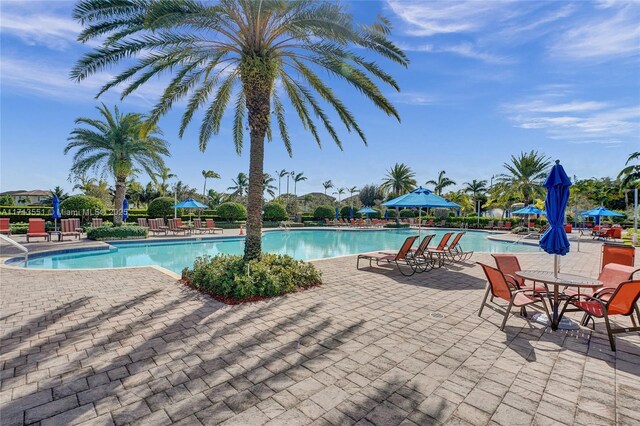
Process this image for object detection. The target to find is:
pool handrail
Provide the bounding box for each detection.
[0,233,28,266]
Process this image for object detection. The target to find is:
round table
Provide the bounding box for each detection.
[515,270,602,331]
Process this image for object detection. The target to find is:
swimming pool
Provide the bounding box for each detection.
[19,229,539,274]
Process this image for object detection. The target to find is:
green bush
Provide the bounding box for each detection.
[314,205,335,220]
[148,197,175,219]
[263,202,287,221]
[87,225,148,240]
[0,195,14,206]
[183,254,322,299]
[217,202,247,221]
[399,209,415,218]
[385,209,397,219]
[9,223,29,234]
[60,195,105,217]
[385,222,410,228]
[340,206,353,219]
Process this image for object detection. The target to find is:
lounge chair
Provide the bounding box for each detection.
[0,218,11,236]
[137,218,149,228]
[357,235,419,276]
[425,232,454,266]
[504,222,512,231]
[445,232,473,262]
[406,234,437,272]
[26,218,49,242]
[205,219,223,234]
[91,218,103,227]
[436,220,446,227]
[560,280,640,351]
[60,219,81,240]
[601,243,635,272]
[594,228,615,241]
[168,218,189,235]
[496,221,504,230]
[492,254,547,293]
[478,263,549,331]
[192,218,210,234]
[148,218,167,236]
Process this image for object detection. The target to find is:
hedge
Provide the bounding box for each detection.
[60,196,106,217]
[87,225,148,240]
[217,202,247,221]
[263,202,287,221]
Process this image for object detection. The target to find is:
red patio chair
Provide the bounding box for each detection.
[425,232,454,266]
[601,244,635,272]
[0,218,11,236]
[205,219,223,234]
[357,235,419,276]
[478,263,549,330]
[504,222,512,231]
[26,218,49,242]
[492,254,548,293]
[560,280,640,351]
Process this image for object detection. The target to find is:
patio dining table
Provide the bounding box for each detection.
[515,270,602,331]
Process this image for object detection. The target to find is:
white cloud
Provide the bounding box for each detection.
[504,93,640,143]
[0,7,82,50]
[549,5,640,61]
[390,92,435,106]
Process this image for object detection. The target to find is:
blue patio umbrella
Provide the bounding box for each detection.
[540,160,572,275]
[52,195,61,231]
[384,209,389,220]
[350,207,354,220]
[580,206,623,226]
[335,207,339,220]
[383,187,460,236]
[122,198,129,221]
[173,198,208,209]
[357,207,377,219]
[512,205,546,230]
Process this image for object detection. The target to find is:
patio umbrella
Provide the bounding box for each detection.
[357,207,377,219]
[335,207,339,220]
[173,198,208,223]
[383,187,460,237]
[512,205,545,230]
[539,160,572,277]
[384,209,389,220]
[350,207,354,220]
[580,206,623,226]
[122,198,129,221]
[52,195,61,232]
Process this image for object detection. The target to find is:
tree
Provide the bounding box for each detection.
[73,0,407,261]
[496,150,551,205]
[228,172,249,197]
[619,152,640,188]
[381,163,416,195]
[425,170,456,195]
[334,187,345,204]
[172,180,198,201]
[293,172,307,196]
[359,184,384,207]
[202,170,221,196]
[463,179,487,212]
[43,186,70,205]
[156,166,175,196]
[262,173,277,199]
[71,173,96,193]
[276,170,289,197]
[127,180,144,207]
[64,104,169,225]
[206,189,224,208]
[322,180,334,195]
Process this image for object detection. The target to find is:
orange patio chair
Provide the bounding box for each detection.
[560,280,640,351]
[601,244,635,272]
[0,218,11,236]
[205,219,223,234]
[425,232,454,266]
[504,222,512,231]
[168,218,189,235]
[492,254,548,293]
[445,232,473,262]
[26,218,49,242]
[478,263,549,330]
[357,235,419,276]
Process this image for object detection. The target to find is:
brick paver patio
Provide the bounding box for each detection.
[1,244,639,425]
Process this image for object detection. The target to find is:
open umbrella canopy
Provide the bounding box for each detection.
[540,161,572,257]
[122,198,129,220]
[357,207,377,214]
[512,205,545,215]
[173,198,207,209]
[580,207,624,218]
[382,187,461,209]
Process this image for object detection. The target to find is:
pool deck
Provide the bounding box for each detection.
[1,236,639,425]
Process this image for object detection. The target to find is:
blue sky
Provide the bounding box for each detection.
[1,0,639,196]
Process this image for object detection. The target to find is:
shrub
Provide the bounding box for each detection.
[385,222,410,228]
[263,202,287,221]
[399,209,415,218]
[9,223,29,234]
[148,197,175,218]
[217,202,247,221]
[0,195,13,206]
[340,206,352,219]
[314,205,335,220]
[60,195,105,217]
[385,209,397,219]
[87,225,148,240]
[183,254,322,300]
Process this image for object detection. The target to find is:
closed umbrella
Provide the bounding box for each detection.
[384,209,389,220]
[350,207,354,220]
[122,198,129,221]
[52,195,61,232]
[335,207,339,220]
[540,160,572,276]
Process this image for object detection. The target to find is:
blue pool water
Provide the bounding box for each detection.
[21,229,539,274]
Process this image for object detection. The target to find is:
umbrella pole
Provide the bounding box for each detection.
[554,254,560,277]
[418,207,422,239]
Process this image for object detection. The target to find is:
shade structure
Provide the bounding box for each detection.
[173,198,208,209]
[122,198,129,220]
[52,196,61,232]
[512,205,545,215]
[540,160,572,270]
[581,206,623,225]
[383,187,461,237]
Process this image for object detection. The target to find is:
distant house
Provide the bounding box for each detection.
[0,190,50,205]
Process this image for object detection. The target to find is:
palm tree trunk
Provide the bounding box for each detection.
[242,57,274,261]
[113,177,127,226]
[203,178,207,197]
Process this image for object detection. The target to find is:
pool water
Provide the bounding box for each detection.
[22,229,539,274]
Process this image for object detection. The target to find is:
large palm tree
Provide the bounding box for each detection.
[322,180,334,195]
[276,169,289,197]
[72,0,407,261]
[497,150,551,205]
[463,179,488,207]
[334,187,345,204]
[156,166,175,196]
[228,172,249,196]
[292,172,307,196]
[262,173,277,199]
[425,170,456,195]
[619,152,640,188]
[381,163,416,195]
[202,170,221,196]
[64,104,169,224]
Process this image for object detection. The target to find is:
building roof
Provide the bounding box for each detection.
[0,190,50,196]
[298,192,336,200]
